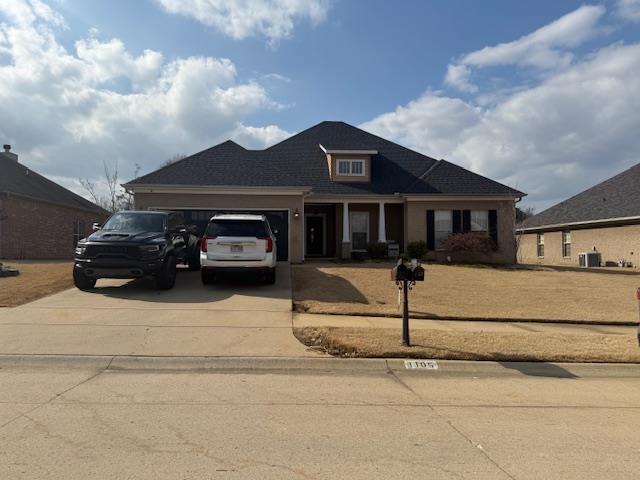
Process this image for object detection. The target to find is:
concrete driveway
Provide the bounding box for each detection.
[0,264,313,357]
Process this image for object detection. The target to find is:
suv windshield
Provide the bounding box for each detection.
[206,220,268,237]
[102,213,167,232]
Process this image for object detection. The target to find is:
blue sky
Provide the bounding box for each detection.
[1,0,640,211]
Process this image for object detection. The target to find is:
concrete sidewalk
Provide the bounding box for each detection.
[293,312,637,336]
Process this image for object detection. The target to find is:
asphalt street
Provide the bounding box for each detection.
[1,356,639,480]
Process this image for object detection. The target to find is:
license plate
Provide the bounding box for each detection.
[230,245,243,253]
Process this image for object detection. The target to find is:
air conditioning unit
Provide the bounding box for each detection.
[578,252,601,268]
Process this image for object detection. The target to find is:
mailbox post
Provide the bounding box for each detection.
[391,260,425,346]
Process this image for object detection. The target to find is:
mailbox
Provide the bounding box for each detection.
[411,264,425,282]
[391,263,410,281]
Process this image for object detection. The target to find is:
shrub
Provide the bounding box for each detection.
[366,242,388,259]
[441,232,496,253]
[407,240,428,260]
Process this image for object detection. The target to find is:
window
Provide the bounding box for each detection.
[206,220,268,238]
[350,211,369,251]
[562,231,571,257]
[102,212,167,232]
[470,210,489,232]
[434,210,452,247]
[336,159,365,176]
[72,220,85,248]
[537,233,545,258]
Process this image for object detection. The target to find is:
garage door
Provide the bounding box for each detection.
[175,209,289,262]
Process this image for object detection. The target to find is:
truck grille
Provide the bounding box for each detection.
[85,245,140,259]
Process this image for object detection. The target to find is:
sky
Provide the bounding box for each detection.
[0,0,639,212]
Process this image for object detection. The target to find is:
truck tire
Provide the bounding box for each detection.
[73,268,96,291]
[265,268,276,285]
[156,255,177,290]
[187,249,200,271]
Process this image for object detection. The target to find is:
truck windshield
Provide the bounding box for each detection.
[102,213,167,232]
[206,220,268,237]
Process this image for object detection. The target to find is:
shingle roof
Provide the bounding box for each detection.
[519,163,640,230]
[127,121,525,197]
[0,154,106,214]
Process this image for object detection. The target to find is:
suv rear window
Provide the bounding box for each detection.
[206,220,268,237]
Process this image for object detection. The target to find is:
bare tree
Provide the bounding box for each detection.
[161,154,186,168]
[515,206,536,223]
[79,161,140,213]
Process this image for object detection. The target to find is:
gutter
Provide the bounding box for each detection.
[517,215,640,233]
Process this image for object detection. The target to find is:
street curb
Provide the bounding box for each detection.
[1,354,639,377]
[293,310,640,327]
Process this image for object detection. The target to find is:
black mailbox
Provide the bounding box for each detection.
[391,263,409,281]
[410,264,425,282]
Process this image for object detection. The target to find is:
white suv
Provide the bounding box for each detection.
[200,214,277,284]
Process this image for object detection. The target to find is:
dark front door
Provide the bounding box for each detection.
[305,215,324,256]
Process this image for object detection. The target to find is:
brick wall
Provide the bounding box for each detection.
[517,223,640,269]
[0,193,107,259]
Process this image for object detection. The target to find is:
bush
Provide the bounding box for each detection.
[407,240,428,260]
[441,232,496,253]
[366,242,388,259]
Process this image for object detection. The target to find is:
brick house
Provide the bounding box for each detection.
[0,146,108,259]
[517,163,640,269]
[124,121,525,263]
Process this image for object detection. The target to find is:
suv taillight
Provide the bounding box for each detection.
[200,235,208,252]
[261,237,273,253]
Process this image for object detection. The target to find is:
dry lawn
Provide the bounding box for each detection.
[0,260,73,307]
[292,263,640,324]
[295,326,640,363]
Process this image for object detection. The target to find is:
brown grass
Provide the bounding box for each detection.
[295,326,640,363]
[292,263,640,324]
[0,260,73,307]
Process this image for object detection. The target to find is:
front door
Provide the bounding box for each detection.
[305,215,324,256]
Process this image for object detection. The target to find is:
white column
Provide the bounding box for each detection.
[378,201,387,243]
[342,201,350,242]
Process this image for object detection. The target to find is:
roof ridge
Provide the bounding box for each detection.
[405,159,442,191]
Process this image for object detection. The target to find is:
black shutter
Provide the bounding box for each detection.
[488,210,498,243]
[426,210,435,250]
[452,210,461,233]
[462,210,471,233]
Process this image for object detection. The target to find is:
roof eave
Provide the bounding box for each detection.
[516,214,640,233]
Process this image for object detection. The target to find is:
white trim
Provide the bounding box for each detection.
[125,184,311,196]
[147,206,292,262]
[304,213,327,257]
[517,215,640,233]
[306,195,404,204]
[349,211,370,252]
[319,144,377,155]
[378,202,386,243]
[404,195,519,202]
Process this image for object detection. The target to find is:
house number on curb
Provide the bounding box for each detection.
[404,360,438,370]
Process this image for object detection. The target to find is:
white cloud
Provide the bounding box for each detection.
[364,43,640,210]
[616,0,640,22]
[154,0,330,46]
[0,0,289,193]
[445,5,605,91]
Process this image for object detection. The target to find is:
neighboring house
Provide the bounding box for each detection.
[124,121,525,263]
[517,163,640,268]
[0,145,108,259]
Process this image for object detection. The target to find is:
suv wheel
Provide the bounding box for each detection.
[73,268,96,291]
[201,269,216,285]
[265,268,276,285]
[156,256,177,290]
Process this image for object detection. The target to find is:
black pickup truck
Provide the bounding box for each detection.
[73,210,200,290]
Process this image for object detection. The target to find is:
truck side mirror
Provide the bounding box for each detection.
[92,223,102,231]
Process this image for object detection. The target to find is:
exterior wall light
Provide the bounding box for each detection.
[294,208,300,219]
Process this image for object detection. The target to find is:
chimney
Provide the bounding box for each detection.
[1,144,18,162]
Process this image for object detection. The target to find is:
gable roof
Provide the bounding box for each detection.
[127,121,524,197]
[519,162,640,230]
[0,154,107,214]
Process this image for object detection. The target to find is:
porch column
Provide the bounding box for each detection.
[378,201,387,243]
[341,201,351,259]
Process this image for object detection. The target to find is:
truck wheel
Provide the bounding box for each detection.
[265,268,276,285]
[156,256,177,290]
[73,268,96,291]
[201,270,216,285]
[187,250,201,271]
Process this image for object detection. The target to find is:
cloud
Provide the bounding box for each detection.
[616,0,640,22]
[0,0,289,193]
[154,0,330,46]
[445,5,605,91]
[363,43,640,210]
